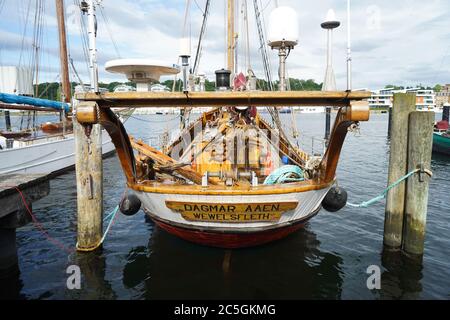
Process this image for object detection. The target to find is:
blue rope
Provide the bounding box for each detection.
[347,169,420,208]
[103,207,117,222]
[75,205,120,250]
[264,165,305,185]
[100,205,120,244]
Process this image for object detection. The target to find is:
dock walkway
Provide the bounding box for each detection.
[0,174,50,277]
[0,174,50,222]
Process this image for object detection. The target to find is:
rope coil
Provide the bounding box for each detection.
[263,165,305,185]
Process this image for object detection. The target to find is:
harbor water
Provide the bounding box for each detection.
[1,112,449,299]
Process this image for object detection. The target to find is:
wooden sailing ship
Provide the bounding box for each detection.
[75,1,371,248]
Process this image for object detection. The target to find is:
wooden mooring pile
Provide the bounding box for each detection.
[384,93,434,259]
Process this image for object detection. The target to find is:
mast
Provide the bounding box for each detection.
[346,0,352,91]
[87,0,99,92]
[227,0,235,72]
[55,0,71,103]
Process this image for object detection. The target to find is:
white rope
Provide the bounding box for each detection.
[99,5,121,58]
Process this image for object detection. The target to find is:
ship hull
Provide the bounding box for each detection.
[432,132,450,156]
[149,209,318,248]
[136,186,331,248]
[0,130,115,175]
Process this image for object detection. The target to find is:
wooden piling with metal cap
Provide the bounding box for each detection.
[384,93,416,249]
[75,0,104,252]
[402,111,434,257]
[74,103,103,251]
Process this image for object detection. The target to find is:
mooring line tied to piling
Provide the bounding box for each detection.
[100,205,120,244]
[75,205,120,251]
[10,185,122,253]
[346,168,433,208]
[8,185,75,254]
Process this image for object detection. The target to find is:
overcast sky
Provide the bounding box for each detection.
[0,0,449,90]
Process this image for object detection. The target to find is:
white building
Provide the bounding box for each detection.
[368,87,438,112]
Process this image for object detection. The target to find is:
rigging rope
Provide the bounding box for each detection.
[347,168,433,208]
[193,0,204,15]
[18,0,32,72]
[193,0,211,76]
[73,0,91,78]
[99,5,121,58]
[182,0,192,40]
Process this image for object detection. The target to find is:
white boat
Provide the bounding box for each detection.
[0,131,115,175]
[296,106,326,113]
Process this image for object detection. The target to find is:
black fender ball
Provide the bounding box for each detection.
[119,192,142,216]
[322,186,348,213]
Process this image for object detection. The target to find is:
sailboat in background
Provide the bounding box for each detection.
[0,0,119,175]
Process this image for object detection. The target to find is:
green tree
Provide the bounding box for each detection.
[36,77,325,98]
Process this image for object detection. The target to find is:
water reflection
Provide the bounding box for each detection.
[66,251,117,300]
[122,225,344,300]
[380,249,423,300]
[431,153,450,165]
[0,270,24,300]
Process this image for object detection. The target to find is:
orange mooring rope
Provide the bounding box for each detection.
[7,185,75,254]
[8,185,125,254]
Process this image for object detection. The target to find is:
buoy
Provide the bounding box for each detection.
[119,192,142,216]
[322,186,347,212]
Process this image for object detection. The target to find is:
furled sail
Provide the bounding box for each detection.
[0,92,70,113]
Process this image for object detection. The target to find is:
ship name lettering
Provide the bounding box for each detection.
[183,204,236,213]
[245,204,280,212]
